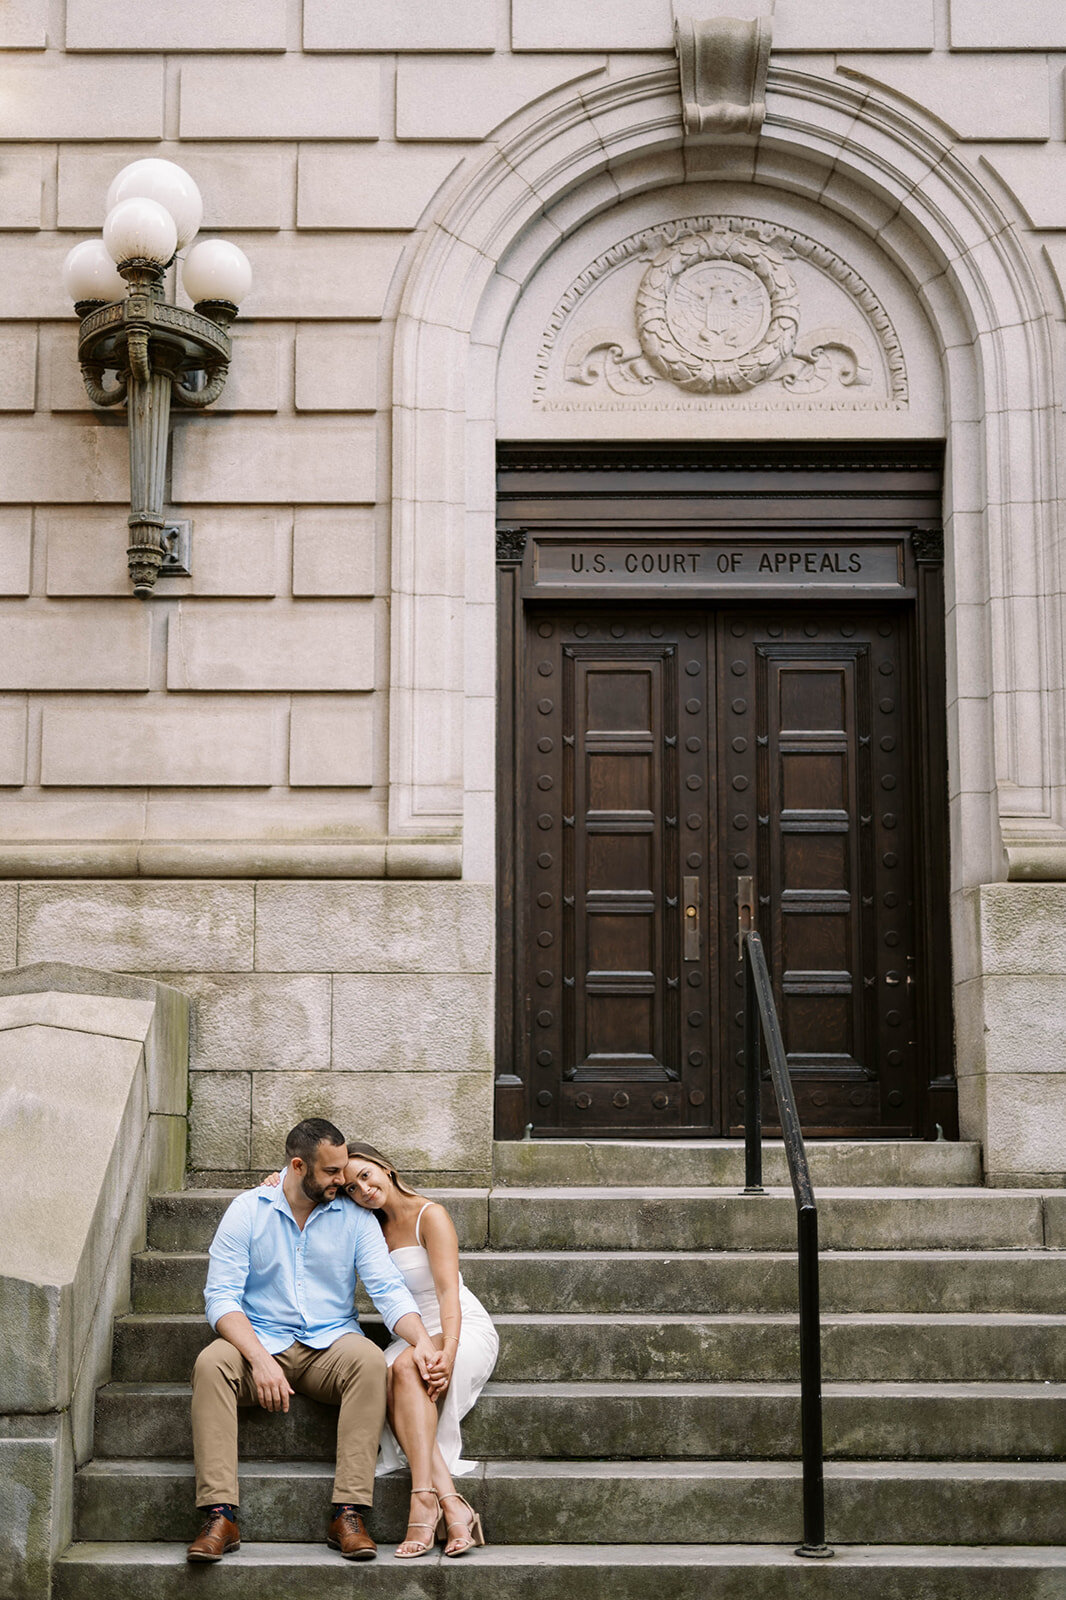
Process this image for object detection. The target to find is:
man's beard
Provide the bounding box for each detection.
[301,1171,338,1205]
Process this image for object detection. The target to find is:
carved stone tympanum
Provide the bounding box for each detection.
[527,214,909,415]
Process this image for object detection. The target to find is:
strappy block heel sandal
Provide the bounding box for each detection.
[394,1488,441,1559]
[438,1491,486,1557]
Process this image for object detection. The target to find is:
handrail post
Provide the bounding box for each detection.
[738,876,763,1194]
[736,914,834,1560]
[795,1204,832,1558]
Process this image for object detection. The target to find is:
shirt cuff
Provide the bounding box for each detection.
[205,1295,244,1329]
[381,1288,421,1336]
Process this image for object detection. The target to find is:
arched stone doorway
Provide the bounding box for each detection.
[386,64,1064,1150]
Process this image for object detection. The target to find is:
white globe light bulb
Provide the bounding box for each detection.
[62,239,127,305]
[182,239,252,308]
[103,196,178,269]
[107,158,203,252]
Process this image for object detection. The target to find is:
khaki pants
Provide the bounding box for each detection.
[191,1333,387,1508]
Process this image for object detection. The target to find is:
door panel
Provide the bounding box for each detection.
[520,612,715,1133]
[517,604,919,1137]
[718,610,917,1136]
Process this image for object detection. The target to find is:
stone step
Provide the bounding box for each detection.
[146,1189,489,1253]
[492,1140,984,1189]
[146,1187,1055,1254]
[92,1381,1066,1462]
[130,1247,1066,1317]
[487,1188,1052,1252]
[53,1541,1066,1600]
[73,1459,1066,1546]
[111,1311,1066,1386]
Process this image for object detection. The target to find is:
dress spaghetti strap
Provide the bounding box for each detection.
[414,1201,434,1248]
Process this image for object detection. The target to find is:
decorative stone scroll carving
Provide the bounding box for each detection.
[532,216,908,414]
[674,14,771,137]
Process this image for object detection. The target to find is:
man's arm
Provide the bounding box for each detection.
[204,1196,294,1413]
[214,1310,294,1413]
[353,1214,444,1391]
[391,1311,446,1397]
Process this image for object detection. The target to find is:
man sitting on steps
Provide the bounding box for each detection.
[187,1116,442,1563]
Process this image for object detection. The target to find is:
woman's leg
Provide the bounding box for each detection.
[430,1440,457,1506]
[427,1345,479,1555]
[386,1349,440,1555]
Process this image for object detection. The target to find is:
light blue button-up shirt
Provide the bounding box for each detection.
[204,1175,419,1355]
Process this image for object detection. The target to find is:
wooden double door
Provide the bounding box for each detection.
[511,603,930,1138]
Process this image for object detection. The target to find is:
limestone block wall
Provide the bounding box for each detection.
[1,2,1066,1176]
[0,1,1059,881]
[0,879,493,1184]
[956,885,1066,1187]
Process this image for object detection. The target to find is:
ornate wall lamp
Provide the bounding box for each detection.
[62,160,252,597]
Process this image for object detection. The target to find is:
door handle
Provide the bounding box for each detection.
[682,875,700,961]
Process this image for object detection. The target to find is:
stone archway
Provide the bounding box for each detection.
[388,62,1062,899]
[386,61,1064,1164]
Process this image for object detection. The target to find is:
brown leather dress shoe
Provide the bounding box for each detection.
[327,1506,377,1560]
[187,1509,240,1562]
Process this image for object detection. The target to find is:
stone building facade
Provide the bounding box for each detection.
[2,0,1066,1186]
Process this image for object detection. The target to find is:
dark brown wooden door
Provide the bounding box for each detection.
[520,610,717,1132]
[516,603,920,1137]
[716,610,918,1137]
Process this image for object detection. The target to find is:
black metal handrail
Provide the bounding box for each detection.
[738,876,833,1560]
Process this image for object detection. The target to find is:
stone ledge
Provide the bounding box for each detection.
[986,1172,1066,1190]
[0,840,462,878]
[0,974,189,1386]
[1003,840,1066,881]
[0,964,189,1117]
[49,1541,1066,1595]
[0,967,189,1600]
[185,1167,492,1189]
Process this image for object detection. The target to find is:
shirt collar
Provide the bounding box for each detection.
[265,1167,344,1223]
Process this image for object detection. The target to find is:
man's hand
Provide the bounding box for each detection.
[215,1311,294,1411]
[250,1351,294,1412]
[390,1314,447,1397]
[429,1344,456,1400]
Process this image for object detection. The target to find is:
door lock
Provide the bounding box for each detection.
[682,875,700,961]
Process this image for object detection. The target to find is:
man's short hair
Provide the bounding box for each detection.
[285,1117,346,1166]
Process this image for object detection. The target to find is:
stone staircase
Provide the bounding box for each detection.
[56,1141,1066,1598]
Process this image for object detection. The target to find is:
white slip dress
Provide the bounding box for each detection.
[375,1201,500,1478]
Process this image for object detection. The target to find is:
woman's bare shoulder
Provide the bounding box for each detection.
[418,1199,458,1242]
